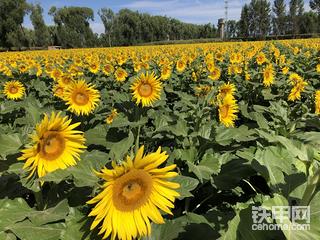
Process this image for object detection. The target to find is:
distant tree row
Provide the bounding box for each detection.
[233,0,320,38]
[0,0,216,49]
[0,0,319,49]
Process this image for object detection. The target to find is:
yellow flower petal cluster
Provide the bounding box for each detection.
[87,145,180,240]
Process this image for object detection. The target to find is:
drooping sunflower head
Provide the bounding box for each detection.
[3,80,25,100]
[64,80,100,116]
[218,94,239,127]
[263,64,274,87]
[315,90,320,115]
[18,112,86,178]
[288,81,308,101]
[106,109,118,124]
[87,145,180,240]
[160,65,172,80]
[131,72,162,107]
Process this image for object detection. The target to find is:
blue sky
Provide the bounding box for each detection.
[23,0,311,34]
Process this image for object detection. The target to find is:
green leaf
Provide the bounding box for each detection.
[85,125,108,147]
[8,221,64,240]
[215,125,256,146]
[27,200,69,226]
[0,133,22,158]
[109,131,134,161]
[0,232,16,240]
[200,151,222,175]
[41,150,109,187]
[173,175,199,199]
[0,198,33,231]
[61,208,89,240]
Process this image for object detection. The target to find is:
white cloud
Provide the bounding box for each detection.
[120,0,248,24]
[90,22,105,34]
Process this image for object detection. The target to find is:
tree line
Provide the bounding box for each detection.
[0,0,216,49]
[0,0,319,49]
[232,0,320,38]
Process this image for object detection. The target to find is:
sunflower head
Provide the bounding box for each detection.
[87,145,180,240]
[18,112,86,178]
[217,82,236,101]
[160,66,172,80]
[106,109,118,124]
[256,52,266,65]
[114,67,128,82]
[208,67,221,81]
[64,80,100,116]
[315,90,320,115]
[131,71,162,107]
[52,83,65,99]
[176,59,186,73]
[263,64,274,87]
[3,80,25,100]
[218,94,239,127]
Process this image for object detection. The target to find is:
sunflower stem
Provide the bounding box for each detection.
[34,183,44,210]
[135,125,141,154]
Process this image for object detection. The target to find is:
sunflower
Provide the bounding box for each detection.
[208,67,221,81]
[18,112,86,178]
[131,72,162,107]
[288,73,303,85]
[195,85,212,97]
[53,83,65,99]
[89,62,100,74]
[50,68,63,81]
[59,74,74,86]
[256,52,266,65]
[64,80,100,115]
[102,63,115,76]
[3,80,25,100]
[282,66,289,75]
[217,82,236,101]
[263,64,274,87]
[114,67,128,82]
[288,81,308,101]
[87,145,180,240]
[160,66,172,80]
[176,59,186,73]
[316,64,320,73]
[218,94,239,127]
[106,109,118,124]
[315,90,320,115]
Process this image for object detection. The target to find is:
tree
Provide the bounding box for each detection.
[289,0,304,35]
[98,8,114,47]
[0,0,29,48]
[239,4,250,37]
[310,0,320,31]
[299,11,318,34]
[30,4,49,47]
[226,20,238,38]
[248,0,271,38]
[272,0,286,35]
[49,6,96,48]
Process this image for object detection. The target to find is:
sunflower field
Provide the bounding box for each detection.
[0,39,320,240]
